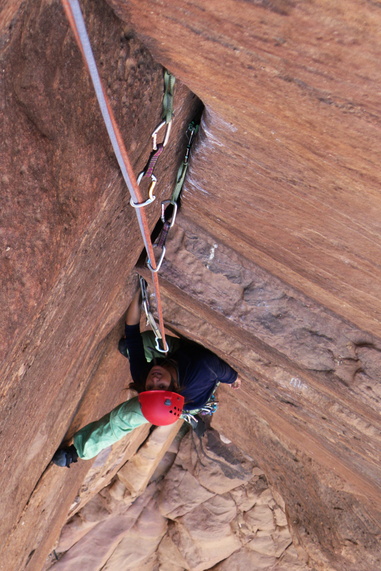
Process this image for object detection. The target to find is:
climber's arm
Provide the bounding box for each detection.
[125,287,142,325]
[210,353,241,389]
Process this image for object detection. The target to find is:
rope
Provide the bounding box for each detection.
[61,0,168,351]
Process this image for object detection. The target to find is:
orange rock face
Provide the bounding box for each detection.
[1,0,381,570]
[49,429,305,571]
[1,1,199,568]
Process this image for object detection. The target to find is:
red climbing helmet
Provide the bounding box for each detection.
[138,390,184,426]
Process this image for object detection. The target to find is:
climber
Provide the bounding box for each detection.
[52,283,241,468]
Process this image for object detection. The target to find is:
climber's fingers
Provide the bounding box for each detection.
[231,378,242,390]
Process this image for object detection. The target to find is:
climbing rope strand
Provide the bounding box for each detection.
[61,0,168,351]
[62,0,140,205]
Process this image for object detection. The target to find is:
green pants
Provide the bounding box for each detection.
[73,397,148,460]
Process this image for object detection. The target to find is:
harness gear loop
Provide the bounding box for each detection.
[181,389,219,420]
[181,386,219,437]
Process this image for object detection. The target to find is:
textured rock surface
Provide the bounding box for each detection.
[0,0,199,568]
[1,0,381,570]
[48,429,306,571]
[111,0,381,337]
[147,216,381,570]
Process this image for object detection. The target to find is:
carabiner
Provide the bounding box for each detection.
[140,276,148,303]
[147,245,166,273]
[147,312,162,340]
[161,200,178,229]
[140,277,163,340]
[155,335,169,354]
[130,171,157,208]
[152,120,172,150]
[184,124,198,163]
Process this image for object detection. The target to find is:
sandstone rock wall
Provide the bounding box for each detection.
[1,0,200,567]
[139,212,381,570]
[111,0,381,336]
[47,427,307,571]
[111,1,381,567]
[1,0,381,570]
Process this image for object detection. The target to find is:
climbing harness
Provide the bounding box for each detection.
[181,391,219,423]
[61,0,186,353]
[181,386,219,436]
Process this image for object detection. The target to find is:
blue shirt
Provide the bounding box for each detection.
[125,325,237,411]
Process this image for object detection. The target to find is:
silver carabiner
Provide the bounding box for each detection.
[140,277,162,339]
[130,171,157,208]
[147,312,162,340]
[152,120,172,150]
[147,245,166,273]
[161,200,178,229]
[155,335,169,354]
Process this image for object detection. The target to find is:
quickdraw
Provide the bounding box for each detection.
[143,120,198,336]
[133,69,175,214]
[150,121,199,270]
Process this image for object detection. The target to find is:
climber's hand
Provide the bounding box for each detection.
[231,377,241,390]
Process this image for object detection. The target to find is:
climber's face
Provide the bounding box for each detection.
[145,365,172,391]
